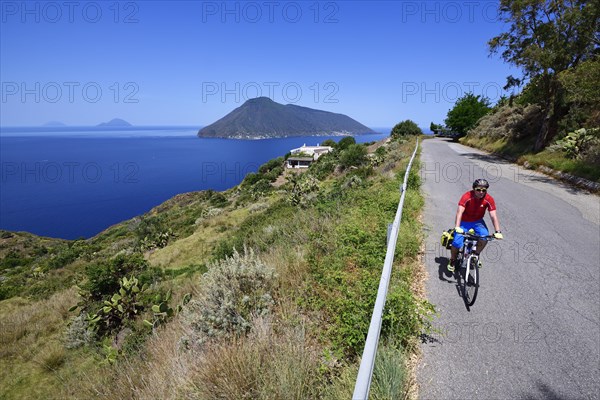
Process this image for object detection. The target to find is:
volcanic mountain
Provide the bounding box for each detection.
[197,97,375,139]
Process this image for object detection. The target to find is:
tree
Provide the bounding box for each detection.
[444,93,491,135]
[558,55,600,128]
[337,136,356,150]
[339,144,367,168]
[320,139,337,148]
[489,0,600,150]
[559,56,600,106]
[391,120,422,138]
[430,122,443,135]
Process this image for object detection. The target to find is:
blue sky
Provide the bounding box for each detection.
[1,1,518,128]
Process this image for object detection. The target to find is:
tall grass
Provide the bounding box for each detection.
[0,288,77,399]
[371,344,408,400]
[83,316,323,400]
[193,317,322,400]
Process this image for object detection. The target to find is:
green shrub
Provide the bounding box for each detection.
[310,153,336,179]
[89,276,146,337]
[45,240,89,270]
[550,127,600,160]
[208,191,229,208]
[242,172,262,187]
[0,284,17,301]
[337,136,356,150]
[445,93,491,135]
[391,119,422,138]
[82,253,154,301]
[0,250,31,270]
[135,215,175,251]
[468,104,543,140]
[259,157,284,174]
[339,144,367,169]
[250,179,273,198]
[287,173,320,206]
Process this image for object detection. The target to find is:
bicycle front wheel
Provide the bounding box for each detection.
[463,255,479,306]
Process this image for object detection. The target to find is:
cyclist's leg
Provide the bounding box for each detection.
[472,220,489,253]
[447,232,465,272]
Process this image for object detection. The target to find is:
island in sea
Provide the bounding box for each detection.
[42,121,67,127]
[97,118,133,127]
[197,97,375,139]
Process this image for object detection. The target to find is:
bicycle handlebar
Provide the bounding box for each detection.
[459,232,495,241]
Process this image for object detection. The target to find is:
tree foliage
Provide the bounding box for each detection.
[320,139,337,148]
[444,93,491,135]
[391,120,422,138]
[430,122,443,135]
[488,0,600,150]
[489,0,599,78]
[558,55,600,106]
[337,136,356,150]
[339,144,367,168]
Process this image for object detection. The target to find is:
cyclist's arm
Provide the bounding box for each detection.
[454,205,465,228]
[489,209,501,232]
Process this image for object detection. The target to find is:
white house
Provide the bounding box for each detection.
[286,144,333,169]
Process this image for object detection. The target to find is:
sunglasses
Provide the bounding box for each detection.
[474,188,487,193]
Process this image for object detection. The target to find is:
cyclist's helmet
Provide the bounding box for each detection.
[472,179,490,189]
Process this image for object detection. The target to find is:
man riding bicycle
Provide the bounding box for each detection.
[448,179,503,272]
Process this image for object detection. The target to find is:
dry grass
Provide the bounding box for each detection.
[0,287,76,358]
[191,316,322,400]
[0,287,80,399]
[83,315,323,400]
[147,196,281,269]
[80,319,197,399]
[261,230,313,295]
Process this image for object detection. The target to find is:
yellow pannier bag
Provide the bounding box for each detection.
[440,228,455,249]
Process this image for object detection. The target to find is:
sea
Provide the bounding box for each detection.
[0,126,390,239]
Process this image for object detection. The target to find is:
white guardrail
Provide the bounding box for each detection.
[352,139,420,399]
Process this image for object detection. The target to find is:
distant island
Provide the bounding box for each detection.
[97,118,132,127]
[197,97,375,139]
[43,121,67,127]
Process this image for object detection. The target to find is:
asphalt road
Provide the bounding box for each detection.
[417,138,600,400]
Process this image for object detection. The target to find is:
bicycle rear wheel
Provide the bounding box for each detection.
[463,255,479,306]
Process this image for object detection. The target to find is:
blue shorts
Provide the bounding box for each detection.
[451,219,489,249]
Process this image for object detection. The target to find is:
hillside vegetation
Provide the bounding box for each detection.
[437,1,599,186]
[0,136,432,399]
[460,55,600,184]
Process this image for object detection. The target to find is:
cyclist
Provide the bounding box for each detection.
[448,179,503,272]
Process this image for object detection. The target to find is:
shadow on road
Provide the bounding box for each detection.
[521,381,586,400]
[459,152,585,195]
[461,152,513,165]
[434,256,456,283]
[435,256,474,312]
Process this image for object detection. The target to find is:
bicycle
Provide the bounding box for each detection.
[454,230,495,307]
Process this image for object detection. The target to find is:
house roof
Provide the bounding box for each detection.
[287,156,314,162]
[290,144,333,154]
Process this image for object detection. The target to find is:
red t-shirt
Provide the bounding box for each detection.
[459,191,496,222]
